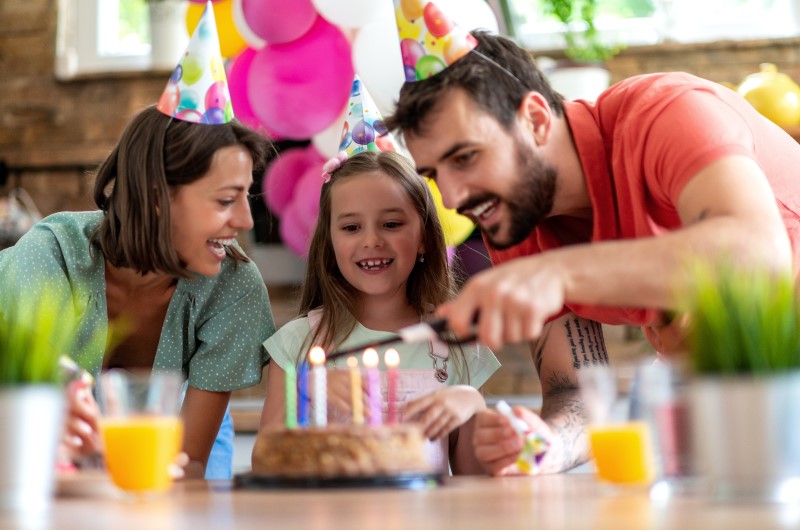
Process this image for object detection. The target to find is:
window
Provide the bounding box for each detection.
[56,0,151,80]
[502,0,798,52]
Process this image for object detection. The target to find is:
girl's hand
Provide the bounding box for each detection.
[402,385,486,441]
[61,379,102,461]
[325,369,355,418]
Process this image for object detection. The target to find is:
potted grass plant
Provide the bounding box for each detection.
[0,292,79,512]
[684,264,800,502]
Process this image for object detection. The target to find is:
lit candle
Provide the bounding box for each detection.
[384,349,399,424]
[363,348,382,426]
[347,356,364,425]
[297,361,310,427]
[309,346,327,427]
[285,363,297,429]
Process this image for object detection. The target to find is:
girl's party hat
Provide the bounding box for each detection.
[338,76,398,157]
[394,0,478,83]
[157,1,233,124]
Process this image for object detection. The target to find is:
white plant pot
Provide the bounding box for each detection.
[690,372,800,502]
[149,0,189,70]
[0,386,65,512]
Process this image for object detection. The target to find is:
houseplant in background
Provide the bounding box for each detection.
[538,0,624,100]
[0,292,78,512]
[685,264,800,502]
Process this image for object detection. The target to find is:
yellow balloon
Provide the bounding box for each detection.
[395,5,423,41]
[185,0,247,59]
[426,179,475,247]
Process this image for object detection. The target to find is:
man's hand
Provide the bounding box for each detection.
[473,407,557,476]
[403,385,486,440]
[437,255,566,350]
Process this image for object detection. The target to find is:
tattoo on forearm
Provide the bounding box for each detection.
[542,373,590,471]
[564,318,608,370]
[530,326,552,376]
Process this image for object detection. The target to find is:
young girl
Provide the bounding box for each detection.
[258,150,499,474]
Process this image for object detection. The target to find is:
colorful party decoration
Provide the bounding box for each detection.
[158,2,234,124]
[311,0,382,29]
[231,0,266,49]
[239,0,317,44]
[248,16,354,139]
[185,0,247,59]
[347,356,364,425]
[393,0,478,82]
[338,76,398,157]
[427,177,475,247]
[262,146,324,216]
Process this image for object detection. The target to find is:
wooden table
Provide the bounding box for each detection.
[5,473,800,530]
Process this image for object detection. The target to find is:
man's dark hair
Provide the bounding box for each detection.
[385,30,564,138]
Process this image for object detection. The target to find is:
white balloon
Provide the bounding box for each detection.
[311,110,347,159]
[436,0,500,34]
[352,0,405,117]
[231,0,265,50]
[312,0,382,29]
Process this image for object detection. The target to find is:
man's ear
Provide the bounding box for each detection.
[517,92,552,145]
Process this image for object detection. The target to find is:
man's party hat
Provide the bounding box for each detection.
[394,0,478,83]
[157,1,233,124]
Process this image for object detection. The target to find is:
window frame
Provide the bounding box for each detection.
[55,0,150,80]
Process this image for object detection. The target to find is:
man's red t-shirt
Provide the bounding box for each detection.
[488,72,800,327]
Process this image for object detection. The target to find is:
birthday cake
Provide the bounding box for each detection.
[251,424,432,478]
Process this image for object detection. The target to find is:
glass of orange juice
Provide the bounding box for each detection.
[578,364,656,487]
[98,370,184,497]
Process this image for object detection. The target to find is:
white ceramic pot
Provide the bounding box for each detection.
[148,0,189,70]
[0,386,65,512]
[690,372,800,502]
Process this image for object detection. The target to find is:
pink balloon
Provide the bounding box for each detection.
[279,201,312,258]
[248,17,354,140]
[262,146,324,217]
[294,164,324,228]
[240,0,317,44]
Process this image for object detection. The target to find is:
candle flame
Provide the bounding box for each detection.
[362,348,379,368]
[384,348,400,367]
[309,346,326,365]
[347,355,359,369]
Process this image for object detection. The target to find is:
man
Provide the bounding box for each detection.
[385,31,800,475]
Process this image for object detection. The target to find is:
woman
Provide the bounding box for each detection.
[0,105,276,478]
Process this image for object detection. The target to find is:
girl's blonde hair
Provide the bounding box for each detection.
[298,150,467,380]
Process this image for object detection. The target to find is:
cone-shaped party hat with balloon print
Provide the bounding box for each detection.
[157,1,233,124]
[338,76,398,156]
[394,0,478,82]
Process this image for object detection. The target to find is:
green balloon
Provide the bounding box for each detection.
[182,55,203,86]
[415,55,446,81]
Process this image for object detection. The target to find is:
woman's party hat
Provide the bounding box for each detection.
[338,76,398,157]
[394,0,478,82]
[157,1,233,124]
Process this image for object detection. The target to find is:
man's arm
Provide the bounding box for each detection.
[442,155,792,350]
[473,311,605,474]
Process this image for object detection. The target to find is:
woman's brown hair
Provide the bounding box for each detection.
[298,150,468,380]
[93,105,270,277]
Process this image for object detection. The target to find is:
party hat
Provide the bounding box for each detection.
[394,0,478,83]
[338,76,398,157]
[157,1,233,124]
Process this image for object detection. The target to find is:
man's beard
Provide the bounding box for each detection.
[483,136,557,250]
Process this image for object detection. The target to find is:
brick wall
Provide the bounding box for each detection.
[5,1,798,397]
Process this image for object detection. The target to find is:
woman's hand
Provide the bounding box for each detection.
[61,379,101,461]
[402,385,486,440]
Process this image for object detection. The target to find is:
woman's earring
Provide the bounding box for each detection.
[417,254,425,263]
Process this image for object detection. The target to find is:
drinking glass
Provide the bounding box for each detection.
[98,370,184,497]
[578,364,656,487]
